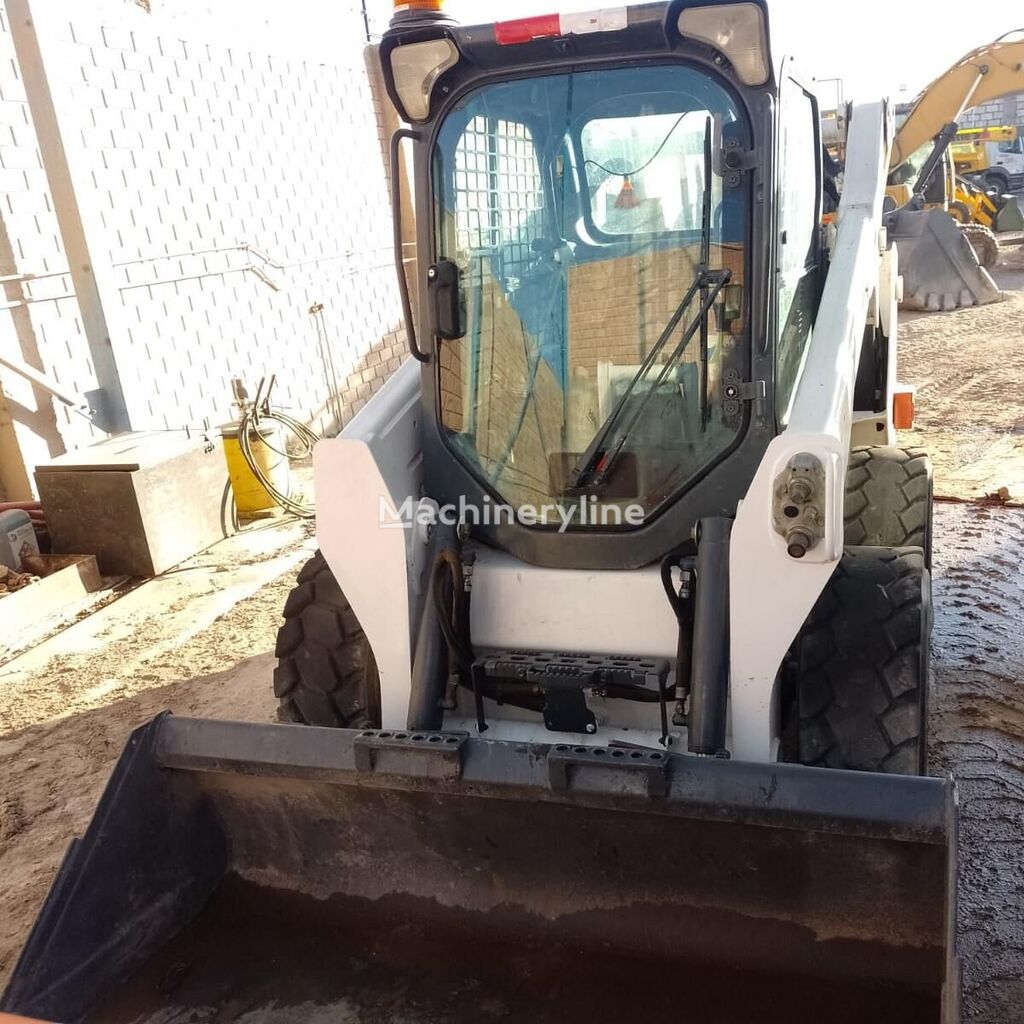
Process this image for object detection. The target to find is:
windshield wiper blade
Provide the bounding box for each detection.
[570,268,731,490]
[569,117,722,493]
[698,115,714,432]
[568,272,703,490]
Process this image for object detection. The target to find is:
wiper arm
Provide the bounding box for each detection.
[570,117,722,493]
[570,268,731,490]
[568,272,703,490]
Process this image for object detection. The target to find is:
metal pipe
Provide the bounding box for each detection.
[687,518,732,756]
[408,520,460,730]
[0,352,92,414]
[0,293,76,309]
[0,270,71,284]
[954,67,989,124]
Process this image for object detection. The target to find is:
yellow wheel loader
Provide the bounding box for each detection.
[886,31,1024,311]
[1,3,959,1022]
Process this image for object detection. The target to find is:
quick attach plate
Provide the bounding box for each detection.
[471,651,670,736]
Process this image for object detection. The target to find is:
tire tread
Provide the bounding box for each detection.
[275,551,380,729]
[794,547,931,775]
[844,447,934,568]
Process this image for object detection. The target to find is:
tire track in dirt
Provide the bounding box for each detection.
[930,502,1024,1021]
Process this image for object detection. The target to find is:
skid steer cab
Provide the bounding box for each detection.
[2,3,959,1024]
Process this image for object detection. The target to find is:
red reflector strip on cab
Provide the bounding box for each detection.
[495,13,561,44]
[495,7,628,45]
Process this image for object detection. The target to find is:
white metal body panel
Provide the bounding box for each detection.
[851,240,900,447]
[729,100,895,762]
[469,548,678,659]
[467,549,684,745]
[315,359,425,729]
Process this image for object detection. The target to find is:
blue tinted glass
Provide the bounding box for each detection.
[434,65,749,526]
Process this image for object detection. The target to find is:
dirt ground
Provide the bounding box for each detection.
[0,243,1023,1017]
[930,503,1024,1020]
[899,259,1024,502]
[899,243,1024,1020]
[0,519,314,984]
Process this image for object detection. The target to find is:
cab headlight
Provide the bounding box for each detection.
[678,3,771,87]
[389,38,460,122]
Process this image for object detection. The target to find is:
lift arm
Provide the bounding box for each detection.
[730,99,894,762]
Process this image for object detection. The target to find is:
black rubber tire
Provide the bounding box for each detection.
[791,547,931,775]
[983,170,1010,196]
[274,551,381,728]
[961,223,1000,270]
[948,200,972,224]
[845,446,933,569]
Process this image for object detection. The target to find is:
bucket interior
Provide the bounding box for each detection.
[2,719,956,1024]
[91,872,937,1024]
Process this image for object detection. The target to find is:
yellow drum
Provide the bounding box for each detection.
[220,421,290,518]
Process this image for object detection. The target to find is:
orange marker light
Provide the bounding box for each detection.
[394,0,444,10]
[893,389,916,430]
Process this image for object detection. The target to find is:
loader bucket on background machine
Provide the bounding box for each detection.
[997,195,1024,232]
[890,207,1003,311]
[2,715,958,1024]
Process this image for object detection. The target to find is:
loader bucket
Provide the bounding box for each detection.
[3,715,959,1024]
[890,207,1003,311]
[997,195,1024,233]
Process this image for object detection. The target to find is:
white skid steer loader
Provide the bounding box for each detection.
[2,3,959,1023]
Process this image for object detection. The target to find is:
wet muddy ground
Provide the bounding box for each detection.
[898,243,1024,1021]
[929,503,1024,1021]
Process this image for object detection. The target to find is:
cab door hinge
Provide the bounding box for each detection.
[723,371,765,402]
[722,372,766,419]
[722,138,758,189]
[726,380,766,402]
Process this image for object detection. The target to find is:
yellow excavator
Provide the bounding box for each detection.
[886,31,1024,310]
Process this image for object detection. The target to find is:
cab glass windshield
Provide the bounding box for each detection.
[433,65,749,526]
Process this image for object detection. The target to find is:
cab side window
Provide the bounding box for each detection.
[775,76,821,424]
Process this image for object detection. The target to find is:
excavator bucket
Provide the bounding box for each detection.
[2,715,959,1024]
[891,207,1003,312]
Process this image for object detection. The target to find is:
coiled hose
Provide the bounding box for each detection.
[238,377,319,519]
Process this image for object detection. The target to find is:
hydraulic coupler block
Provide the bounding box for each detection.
[772,453,826,559]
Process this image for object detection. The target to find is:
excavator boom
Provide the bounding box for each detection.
[892,31,1024,169]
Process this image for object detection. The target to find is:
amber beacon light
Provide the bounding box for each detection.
[393,0,445,12]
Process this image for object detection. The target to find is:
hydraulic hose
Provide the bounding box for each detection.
[237,377,320,519]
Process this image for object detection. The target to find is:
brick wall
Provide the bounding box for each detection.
[568,243,745,371]
[959,92,1024,130]
[0,0,405,498]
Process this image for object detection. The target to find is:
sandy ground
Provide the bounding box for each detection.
[0,243,1023,1017]
[0,518,314,984]
[899,258,1024,502]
